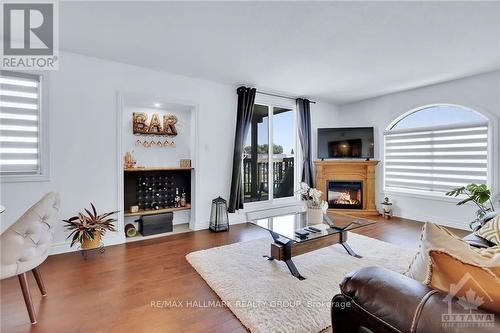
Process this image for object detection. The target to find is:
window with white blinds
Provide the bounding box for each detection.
[0,71,42,176]
[384,105,489,195]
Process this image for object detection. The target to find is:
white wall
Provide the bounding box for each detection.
[0,51,340,253]
[336,71,500,229]
[311,102,340,167]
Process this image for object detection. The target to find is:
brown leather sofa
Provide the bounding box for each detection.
[331,212,499,333]
[331,266,499,333]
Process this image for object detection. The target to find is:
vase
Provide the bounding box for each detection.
[307,207,323,225]
[81,231,101,249]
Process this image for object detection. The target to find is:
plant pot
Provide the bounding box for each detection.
[381,203,393,218]
[81,231,101,249]
[307,207,323,225]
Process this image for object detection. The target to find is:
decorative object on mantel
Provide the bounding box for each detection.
[296,182,328,224]
[180,159,191,168]
[129,205,139,213]
[62,203,118,251]
[123,151,136,169]
[209,197,230,232]
[380,197,393,219]
[446,183,495,230]
[133,112,178,135]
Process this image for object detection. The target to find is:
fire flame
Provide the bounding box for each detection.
[334,191,360,205]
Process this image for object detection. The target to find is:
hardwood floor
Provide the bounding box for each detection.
[0,215,467,333]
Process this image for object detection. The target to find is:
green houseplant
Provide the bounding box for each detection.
[63,203,118,249]
[445,184,495,229]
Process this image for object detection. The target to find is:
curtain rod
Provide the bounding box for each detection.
[256,90,317,104]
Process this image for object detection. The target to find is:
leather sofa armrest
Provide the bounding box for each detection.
[332,266,500,333]
[336,266,434,332]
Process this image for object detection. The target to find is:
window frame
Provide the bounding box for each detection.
[0,71,50,183]
[243,94,301,211]
[382,104,498,202]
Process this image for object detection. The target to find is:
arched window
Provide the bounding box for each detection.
[384,105,489,195]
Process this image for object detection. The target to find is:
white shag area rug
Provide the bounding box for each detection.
[186,233,416,333]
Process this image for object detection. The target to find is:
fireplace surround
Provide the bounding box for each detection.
[315,160,379,216]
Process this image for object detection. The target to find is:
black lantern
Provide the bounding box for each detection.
[209,197,229,232]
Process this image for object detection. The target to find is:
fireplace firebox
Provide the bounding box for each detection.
[327,181,363,209]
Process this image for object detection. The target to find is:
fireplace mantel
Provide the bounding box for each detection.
[315,160,380,216]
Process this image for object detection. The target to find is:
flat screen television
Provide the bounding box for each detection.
[317,127,374,159]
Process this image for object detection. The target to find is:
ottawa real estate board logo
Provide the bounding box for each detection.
[1,1,59,70]
[442,273,495,329]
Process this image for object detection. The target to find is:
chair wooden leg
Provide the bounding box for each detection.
[32,267,47,296]
[18,273,37,324]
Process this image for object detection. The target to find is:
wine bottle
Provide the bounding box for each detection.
[174,188,180,208]
[180,188,187,207]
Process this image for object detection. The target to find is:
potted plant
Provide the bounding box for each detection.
[445,184,495,229]
[296,182,328,224]
[380,196,393,219]
[63,203,118,249]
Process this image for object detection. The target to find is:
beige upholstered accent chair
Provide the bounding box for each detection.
[0,192,60,324]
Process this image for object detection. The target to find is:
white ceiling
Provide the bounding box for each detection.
[60,1,500,104]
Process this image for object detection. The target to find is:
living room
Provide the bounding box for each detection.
[0,1,499,332]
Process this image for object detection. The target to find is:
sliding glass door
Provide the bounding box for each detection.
[243,102,297,204]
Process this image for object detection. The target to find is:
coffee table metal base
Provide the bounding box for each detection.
[265,229,361,280]
[341,242,362,258]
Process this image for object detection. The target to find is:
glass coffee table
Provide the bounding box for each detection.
[249,211,375,280]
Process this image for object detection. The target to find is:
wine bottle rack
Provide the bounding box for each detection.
[123,168,191,216]
[137,176,178,210]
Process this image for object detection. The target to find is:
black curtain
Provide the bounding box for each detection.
[228,86,256,213]
[297,98,314,187]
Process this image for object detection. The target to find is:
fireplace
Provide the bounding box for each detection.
[327,181,363,209]
[316,160,379,215]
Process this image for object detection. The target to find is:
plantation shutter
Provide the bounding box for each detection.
[384,122,488,193]
[0,71,41,175]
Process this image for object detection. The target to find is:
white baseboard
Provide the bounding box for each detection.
[396,211,469,231]
[192,222,209,231]
[49,211,470,255]
[50,234,126,255]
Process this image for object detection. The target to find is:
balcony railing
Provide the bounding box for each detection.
[243,156,294,201]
